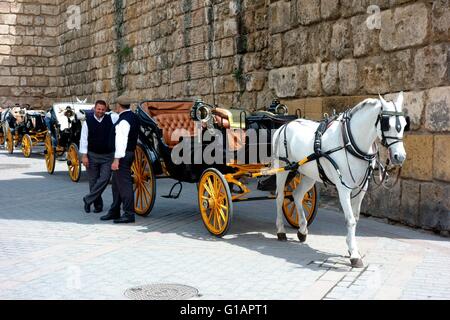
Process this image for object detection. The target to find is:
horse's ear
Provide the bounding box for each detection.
[378,94,387,106]
[395,91,404,109]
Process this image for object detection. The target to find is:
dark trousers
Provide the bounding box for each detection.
[109,151,135,217]
[85,152,114,209]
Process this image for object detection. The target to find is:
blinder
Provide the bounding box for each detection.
[380,115,390,132]
[377,111,410,132]
[405,115,410,132]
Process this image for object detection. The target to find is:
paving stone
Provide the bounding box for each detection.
[0,150,449,299]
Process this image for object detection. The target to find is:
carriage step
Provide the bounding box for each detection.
[161,181,183,199]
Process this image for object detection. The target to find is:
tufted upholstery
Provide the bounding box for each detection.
[140,101,246,150]
[153,113,196,148]
[141,101,196,148]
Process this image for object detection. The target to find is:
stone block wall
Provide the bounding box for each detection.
[0,0,449,232]
[0,0,60,109]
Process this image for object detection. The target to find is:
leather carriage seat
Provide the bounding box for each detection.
[141,101,196,148]
[153,113,196,148]
[140,101,246,151]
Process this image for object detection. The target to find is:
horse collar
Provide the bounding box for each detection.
[342,110,377,162]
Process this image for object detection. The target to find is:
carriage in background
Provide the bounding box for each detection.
[0,107,6,146]
[0,104,47,157]
[18,109,48,157]
[131,99,319,237]
[1,105,25,153]
[44,102,94,182]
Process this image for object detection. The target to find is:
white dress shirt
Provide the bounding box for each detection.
[79,112,119,155]
[114,109,132,159]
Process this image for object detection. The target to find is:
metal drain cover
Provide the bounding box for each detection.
[125,284,199,300]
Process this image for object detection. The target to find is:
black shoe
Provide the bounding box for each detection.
[83,197,90,213]
[100,212,120,221]
[93,207,103,213]
[113,215,135,224]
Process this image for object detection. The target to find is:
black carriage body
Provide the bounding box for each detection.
[135,100,299,183]
[23,112,47,136]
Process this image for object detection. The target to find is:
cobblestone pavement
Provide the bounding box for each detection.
[0,148,449,300]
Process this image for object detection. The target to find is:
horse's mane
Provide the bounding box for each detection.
[349,98,379,117]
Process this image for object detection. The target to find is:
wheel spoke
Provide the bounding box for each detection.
[218,207,227,223]
[207,177,215,197]
[206,208,213,224]
[203,178,214,197]
[215,209,221,230]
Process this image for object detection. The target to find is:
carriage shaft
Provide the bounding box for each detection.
[252,156,311,178]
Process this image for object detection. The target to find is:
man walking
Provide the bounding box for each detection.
[80,100,117,213]
[100,96,139,223]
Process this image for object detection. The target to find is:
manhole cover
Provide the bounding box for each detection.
[124,284,199,300]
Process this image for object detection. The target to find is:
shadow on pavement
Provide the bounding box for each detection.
[0,171,444,261]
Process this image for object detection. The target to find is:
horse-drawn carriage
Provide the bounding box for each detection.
[44,102,94,182]
[131,99,319,237]
[1,105,24,153]
[0,104,47,157]
[0,107,7,146]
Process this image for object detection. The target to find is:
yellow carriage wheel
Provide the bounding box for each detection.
[44,132,55,174]
[282,174,319,228]
[21,134,32,158]
[5,126,13,154]
[132,144,156,216]
[67,143,81,182]
[198,168,233,237]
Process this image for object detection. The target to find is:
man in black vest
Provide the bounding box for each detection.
[80,100,118,213]
[100,96,139,223]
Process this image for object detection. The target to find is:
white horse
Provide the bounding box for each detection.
[272,92,408,268]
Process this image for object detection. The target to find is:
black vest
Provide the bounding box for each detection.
[112,110,139,153]
[86,113,114,154]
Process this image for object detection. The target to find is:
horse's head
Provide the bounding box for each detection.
[376,92,410,166]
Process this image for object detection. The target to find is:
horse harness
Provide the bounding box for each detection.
[276,102,410,196]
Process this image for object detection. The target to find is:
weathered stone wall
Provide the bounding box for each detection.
[0,0,60,109]
[0,0,449,232]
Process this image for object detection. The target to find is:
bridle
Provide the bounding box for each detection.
[375,101,410,148]
[341,98,410,195]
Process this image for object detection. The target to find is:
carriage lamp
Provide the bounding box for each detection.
[268,99,288,115]
[64,106,74,118]
[191,99,213,123]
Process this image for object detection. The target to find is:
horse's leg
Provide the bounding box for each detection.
[350,184,368,224]
[292,176,315,242]
[275,167,290,241]
[336,185,364,268]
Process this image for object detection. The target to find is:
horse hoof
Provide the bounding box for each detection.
[350,258,364,268]
[277,233,287,241]
[297,231,307,243]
